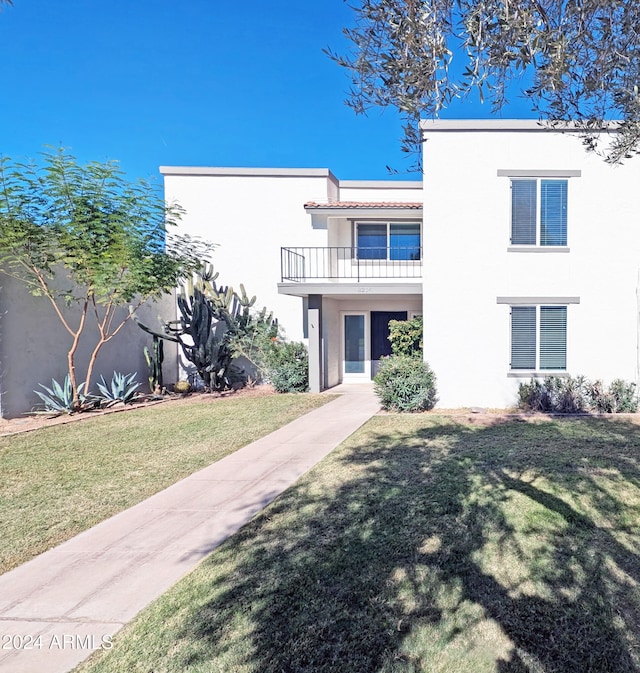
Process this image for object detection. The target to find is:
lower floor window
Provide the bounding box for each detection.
[511,305,567,370]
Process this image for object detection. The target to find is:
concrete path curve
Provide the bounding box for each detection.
[0,385,379,673]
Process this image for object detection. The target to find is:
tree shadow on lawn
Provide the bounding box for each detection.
[171,416,640,673]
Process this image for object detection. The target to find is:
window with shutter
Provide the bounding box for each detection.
[511,180,537,245]
[511,178,568,246]
[540,306,567,369]
[511,307,536,369]
[540,180,567,246]
[510,305,567,371]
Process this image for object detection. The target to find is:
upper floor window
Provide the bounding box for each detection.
[357,222,421,260]
[511,178,568,246]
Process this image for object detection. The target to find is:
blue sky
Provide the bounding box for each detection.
[0,1,536,183]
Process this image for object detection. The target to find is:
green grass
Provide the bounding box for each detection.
[76,415,640,673]
[0,393,331,574]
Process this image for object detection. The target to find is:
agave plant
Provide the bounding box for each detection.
[96,371,142,406]
[33,375,91,415]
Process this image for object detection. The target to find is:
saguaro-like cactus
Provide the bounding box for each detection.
[132,265,269,392]
[143,335,164,393]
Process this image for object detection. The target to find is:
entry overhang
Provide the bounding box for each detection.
[278,282,423,299]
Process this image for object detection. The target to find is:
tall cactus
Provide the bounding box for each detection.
[143,335,164,393]
[132,265,269,392]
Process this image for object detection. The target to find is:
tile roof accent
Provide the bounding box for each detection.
[304,201,422,209]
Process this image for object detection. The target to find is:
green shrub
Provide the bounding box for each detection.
[228,316,280,382]
[608,379,639,412]
[548,375,589,413]
[517,378,551,412]
[587,378,638,413]
[586,379,615,413]
[373,354,437,412]
[267,341,309,393]
[388,315,423,357]
[518,375,638,413]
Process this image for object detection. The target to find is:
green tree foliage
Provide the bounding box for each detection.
[229,315,309,393]
[0,148,213,408]
[388,315,423,357]
[329,1,640,165]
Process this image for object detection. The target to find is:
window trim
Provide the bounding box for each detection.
[498,169,581,178]
[507,246,570,253]
[497,297,580,305]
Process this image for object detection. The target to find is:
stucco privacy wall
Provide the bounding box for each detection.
[0,274,178,418]
[421,120,640,408]
[160,168,336,342]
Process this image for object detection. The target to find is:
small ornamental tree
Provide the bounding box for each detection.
[0,148,213,409]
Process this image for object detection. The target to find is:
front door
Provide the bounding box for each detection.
[370,311,407,377]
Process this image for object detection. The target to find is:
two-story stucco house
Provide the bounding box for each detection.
[160,166,424,394]
[162,119,640,408]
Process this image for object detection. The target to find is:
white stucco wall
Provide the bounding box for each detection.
[338,180,422,202]
[422,121,640,408]
[161,168,336,342]
[0,274,178,418]
[162,169,425,346]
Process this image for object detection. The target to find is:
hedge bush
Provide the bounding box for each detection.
[373,354,437,412]
[518,376,638,413]
[267,341,309,393]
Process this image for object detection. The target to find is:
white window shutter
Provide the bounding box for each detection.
[540,306,567,369]
[511,180,537,244]
[540,180,568,246]
[511,307,536,369]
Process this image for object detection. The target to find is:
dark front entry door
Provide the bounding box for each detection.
[370,311,407,377]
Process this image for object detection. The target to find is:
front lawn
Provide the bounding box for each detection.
[0,393,331,574]
[76,415,640,673]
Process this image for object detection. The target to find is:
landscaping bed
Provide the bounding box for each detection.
[0,384,279,437]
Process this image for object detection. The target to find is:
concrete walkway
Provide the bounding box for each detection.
[0,385,379,673]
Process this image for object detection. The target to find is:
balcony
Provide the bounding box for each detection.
[281,246,423,282]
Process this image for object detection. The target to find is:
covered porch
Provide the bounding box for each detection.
[278,282,423,393]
